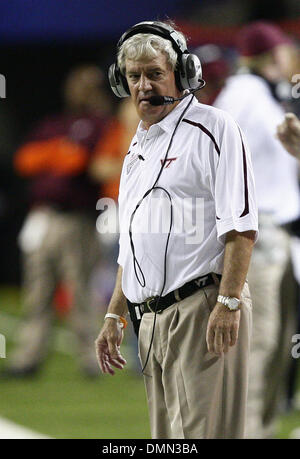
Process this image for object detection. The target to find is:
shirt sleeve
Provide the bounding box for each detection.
[213,113,258,242]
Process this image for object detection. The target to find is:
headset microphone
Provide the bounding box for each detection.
[148,80,206,106]
[148,95,182,106]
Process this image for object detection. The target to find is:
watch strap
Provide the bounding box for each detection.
[217,295,240,310]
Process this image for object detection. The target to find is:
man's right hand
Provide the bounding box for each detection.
[95,318,127,375]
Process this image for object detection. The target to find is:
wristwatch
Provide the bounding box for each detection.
[217,295,240,311]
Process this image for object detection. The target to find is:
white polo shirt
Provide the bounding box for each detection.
[118,95,258,303]
[214,73,300,225]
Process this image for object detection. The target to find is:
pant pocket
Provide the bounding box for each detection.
[201,285,218,313]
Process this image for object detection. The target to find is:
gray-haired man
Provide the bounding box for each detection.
[95,21,258,439]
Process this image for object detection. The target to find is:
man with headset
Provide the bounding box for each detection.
[95,21,258,439]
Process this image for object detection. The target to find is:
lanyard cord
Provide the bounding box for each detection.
[128,95,195,373]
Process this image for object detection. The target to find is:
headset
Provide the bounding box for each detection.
[108,21,203,98]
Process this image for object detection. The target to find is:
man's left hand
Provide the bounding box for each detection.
[206,302,240,356]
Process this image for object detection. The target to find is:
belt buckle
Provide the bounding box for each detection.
[145,297,160,313]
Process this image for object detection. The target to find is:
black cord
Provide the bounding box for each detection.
[140,186,173,373]
[128,94,195,373]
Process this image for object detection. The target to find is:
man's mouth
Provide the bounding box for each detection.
[139,96,155,105]
[140,98,151,103]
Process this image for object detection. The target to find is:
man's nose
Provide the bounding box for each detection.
[138,74,152,91]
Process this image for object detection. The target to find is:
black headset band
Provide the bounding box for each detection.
[117,23,187,56]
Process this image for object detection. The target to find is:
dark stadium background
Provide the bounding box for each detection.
[0,0,300,439]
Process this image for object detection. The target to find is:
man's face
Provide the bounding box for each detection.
[125,51,181,129]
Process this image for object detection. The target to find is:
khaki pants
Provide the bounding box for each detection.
[10,207,101,374]
[138,282,252,439]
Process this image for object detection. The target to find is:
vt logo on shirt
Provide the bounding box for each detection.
[160,157,178,168]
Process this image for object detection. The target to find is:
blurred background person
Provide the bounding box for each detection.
[90,98,139,199]
[2,65,112,378]
[193,44,231,105]
[277,112,300,411]
[214,21,300,438]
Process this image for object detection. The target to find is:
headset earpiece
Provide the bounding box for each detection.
[108,63,130,98]
[178,54,202,91]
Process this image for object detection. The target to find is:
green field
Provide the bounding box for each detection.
[0,287,299,439]
[0,351,150,439]
[0,287,150,439]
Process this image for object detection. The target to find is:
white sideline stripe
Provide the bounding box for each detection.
[0,417,51,439]
[289,427,300,439]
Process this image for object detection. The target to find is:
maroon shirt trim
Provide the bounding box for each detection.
[182,118,220,156]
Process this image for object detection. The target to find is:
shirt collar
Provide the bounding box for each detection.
[136,93,195,143]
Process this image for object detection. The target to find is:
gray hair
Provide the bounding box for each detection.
[117,32,187,75]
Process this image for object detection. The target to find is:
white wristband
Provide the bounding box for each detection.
[104,313,128,329]
[105,313,121,322]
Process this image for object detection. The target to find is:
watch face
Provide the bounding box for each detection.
[228,298,240,310]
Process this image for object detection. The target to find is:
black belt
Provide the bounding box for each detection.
[127,273,221,334]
